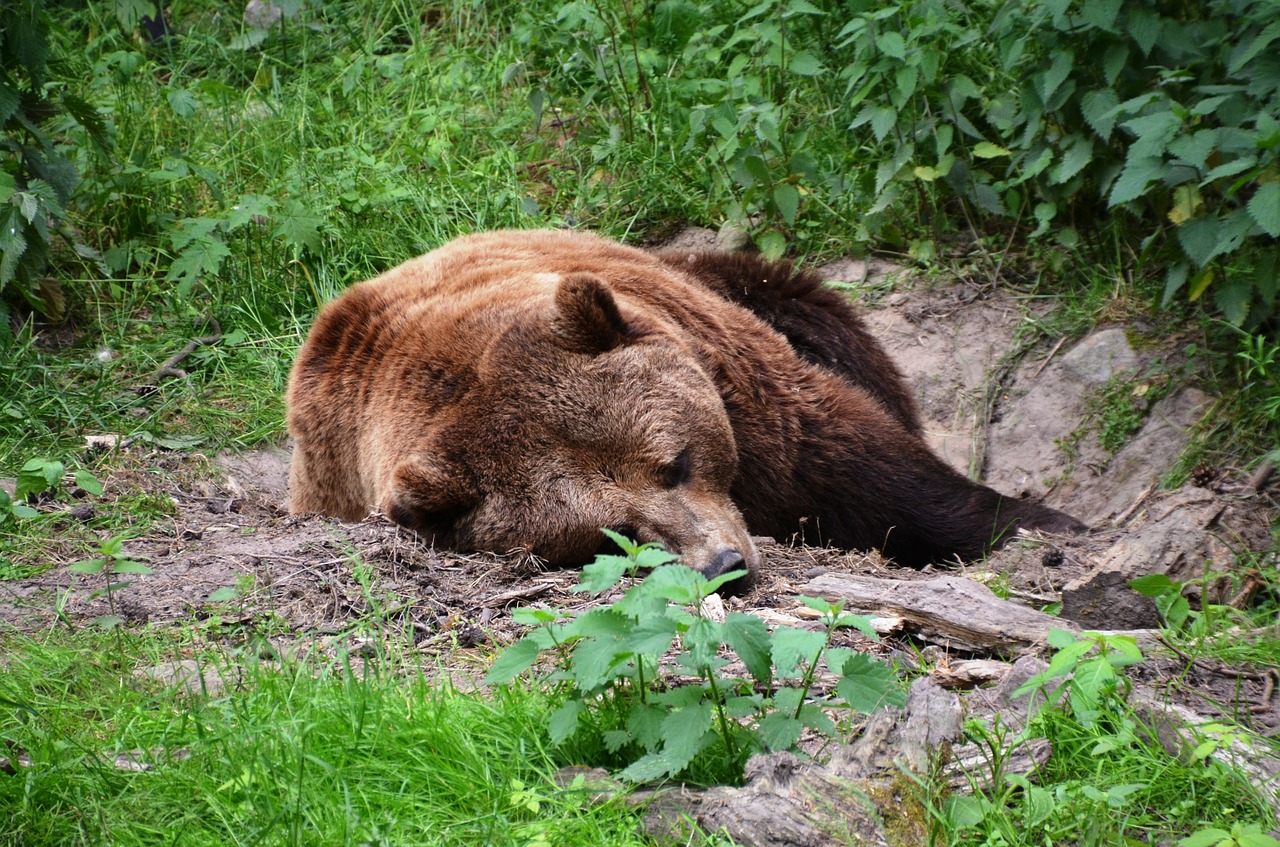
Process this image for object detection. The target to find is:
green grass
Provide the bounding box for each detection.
[0,630,665,847]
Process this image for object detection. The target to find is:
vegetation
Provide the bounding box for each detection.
[485,532,902,784]
[0,630,664,846]
[2,1,1278,845]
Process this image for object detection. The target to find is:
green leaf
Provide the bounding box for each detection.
[16,459,63,500]
[274,200,324,253]
[876,31,906,60]
[757,711,803,751]
[834,652,903,712]
[618,750,682,782]
[11,504,39,519]
[770,626,826,678]
[773,184,799,226]
[167,89,199,117]
[1247,182,1280,238]
[168,237,231,297]
[73,470,104,496]
[756,230,786,261]
[1215,280,1252,326]
[1178,218,1223,267]
[577,553,632,594]
[1051,135,1093,184]
[1229,21,1280,74]
[0,82,18,129]
[114,0,154,30]
[69,558,106,574]
[639,565,702,605]
[869,106,897,144]
[787,51,823,77]
[1080,89,1120,141]
[1121,111,1181,160]
[1129,574,1175,597]
[972,142,1010,159]
[945,794,986,828]
[1125,8,1162,55]
[723,613,773,685]
[207,587,240,602]
[484,636,543,684]
[62,94,110,152]
[1177,830,1232,847]
[225,194,277,231]
[1108,155,1164,207]
[1080,0,1121,31]
[1188,267,1215,302]
[548,699,583,744]
[112,560,153,575]
[1038,50,1074,104]
[1238,826,1280,847]
[1163,262,1190,306]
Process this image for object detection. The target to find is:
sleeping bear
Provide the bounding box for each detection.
[286,229,1084,584]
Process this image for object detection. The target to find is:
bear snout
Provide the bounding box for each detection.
[700,547,751,583]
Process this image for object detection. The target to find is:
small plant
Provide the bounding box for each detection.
[1179,822,1280,847]
[68,534,152,630]
[1017,628,1144,738]
[486,530,903,782]
[1,457,103,522]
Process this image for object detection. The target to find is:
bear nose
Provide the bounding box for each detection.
[701,548,748,581]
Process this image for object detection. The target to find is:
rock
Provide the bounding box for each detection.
[818,257,868,284]
[715,221,752,252]
[134,659,238,699]
[244,0,283,28]
[660,226,720,251]
[986,327,1139,501]
[1056,387,1211,524]
[861,285,1018,474]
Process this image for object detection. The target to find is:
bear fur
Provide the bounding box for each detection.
[287,229,1084,582]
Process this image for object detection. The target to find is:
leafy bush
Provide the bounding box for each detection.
[0,0,108,335]
[485,531,903,783]
[838,0,1280,324]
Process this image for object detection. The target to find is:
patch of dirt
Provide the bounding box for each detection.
[2,254,1276,736]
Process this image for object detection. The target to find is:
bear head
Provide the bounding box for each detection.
[381,271,760,586]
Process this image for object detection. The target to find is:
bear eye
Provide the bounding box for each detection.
[660,450,692,489]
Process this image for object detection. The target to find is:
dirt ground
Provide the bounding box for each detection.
[2,258,1277,736]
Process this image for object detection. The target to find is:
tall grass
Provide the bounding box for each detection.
[0,632,657,846]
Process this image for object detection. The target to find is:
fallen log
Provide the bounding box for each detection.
[802,572,1064,651]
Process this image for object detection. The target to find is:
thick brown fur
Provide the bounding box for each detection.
[287,230,1085,581]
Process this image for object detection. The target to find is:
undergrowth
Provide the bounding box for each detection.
[0,629,668,847]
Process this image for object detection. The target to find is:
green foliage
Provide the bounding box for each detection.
[486,533,903,783]
[0,0,108,334]
[839,0,1280,324]
[2,456,101,522]
[68,533,152,630]
[0,631,670,846]
[941,628,1275,844]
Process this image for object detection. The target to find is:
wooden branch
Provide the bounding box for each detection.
[802,572,1067,651]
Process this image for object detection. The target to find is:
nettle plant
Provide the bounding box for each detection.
[486,530,904,782]
[840,0,1280,324]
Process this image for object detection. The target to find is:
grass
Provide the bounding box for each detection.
[2,2,1279,846]
[0,630,664,847]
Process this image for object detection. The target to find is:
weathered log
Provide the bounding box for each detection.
[802,572,1065,651]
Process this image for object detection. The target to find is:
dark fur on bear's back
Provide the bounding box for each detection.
[656,250,924,436]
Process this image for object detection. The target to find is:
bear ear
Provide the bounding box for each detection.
[384,455,476,539]
[553,272,632,355]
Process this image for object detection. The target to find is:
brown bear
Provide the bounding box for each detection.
[287,229,1084,584]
